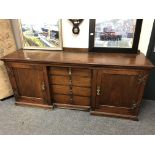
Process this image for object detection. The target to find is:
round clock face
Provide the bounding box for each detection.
[73,27,79,34]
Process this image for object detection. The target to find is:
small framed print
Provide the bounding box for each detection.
[89,19,143,53]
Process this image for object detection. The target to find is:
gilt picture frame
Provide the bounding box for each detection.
[18,19,63,50]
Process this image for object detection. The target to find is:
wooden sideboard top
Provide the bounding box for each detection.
[1,49,154,69]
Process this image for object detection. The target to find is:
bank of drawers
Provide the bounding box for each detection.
[49,67,91,107]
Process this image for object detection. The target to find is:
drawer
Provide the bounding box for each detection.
[73,96,90,106]
[72,68,91,77]
[51,85,91,97]
[52,85,69,95]
[49,67,91,77]
[53,94,70,104]
[49,75,69,85]
[49,67,68,76]
[73,87,90,96]
[52,94,90,106]
[72,76,91,87]
[49,75,91,87]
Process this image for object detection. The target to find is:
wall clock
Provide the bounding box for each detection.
[69,19,84,34]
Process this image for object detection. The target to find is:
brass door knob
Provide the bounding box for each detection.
[97,86,100,96]
[41,82,45,91]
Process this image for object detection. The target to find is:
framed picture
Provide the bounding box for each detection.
[18,19,63,50]
[89,19,143,53]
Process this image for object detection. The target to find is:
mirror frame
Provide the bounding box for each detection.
[89,19,143,53]
[18,19,63,51]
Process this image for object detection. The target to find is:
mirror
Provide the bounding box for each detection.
[89,19,143,53]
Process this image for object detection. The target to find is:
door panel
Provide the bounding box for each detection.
[95,69,143,111]
[98,73,138,108]
[14,68,43,98]
[11,64,48,105]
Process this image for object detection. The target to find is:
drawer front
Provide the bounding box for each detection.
[49,75,69,85]
[73,87,90,96]
[49,67,91,77]
[52,85,69,94]
[72,68,91,77]
[72,76,91,87]
[53,94,70,104]
[49,67,68,76]
[53,94,90,106]
[73,96,90,106]
[49,75,91,87]
[51,85,91,97]
[49,66,91,107]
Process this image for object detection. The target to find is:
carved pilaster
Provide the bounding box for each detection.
[137,74,148,85]
[131,100,138,110]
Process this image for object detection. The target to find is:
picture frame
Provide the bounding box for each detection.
[89,19,143,53]
[18,19,63,50]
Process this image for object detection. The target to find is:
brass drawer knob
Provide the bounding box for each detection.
[69,89,73,94]
[69,97,73,104]
[69,67,72,75]
[69,79,72,85]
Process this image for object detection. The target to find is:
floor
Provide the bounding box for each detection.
[0,97,155,135]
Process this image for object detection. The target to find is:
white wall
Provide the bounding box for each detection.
[62,19,89,48]
[12,19,154,55]
[139,19,154,55]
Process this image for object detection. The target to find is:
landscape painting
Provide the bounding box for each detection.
[19,19,62,50]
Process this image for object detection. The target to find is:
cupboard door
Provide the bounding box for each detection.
[8,63,51,107]
[94,69,148,119]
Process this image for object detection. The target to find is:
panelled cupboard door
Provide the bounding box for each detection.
[7,63,51,107]
[94,69,148,119]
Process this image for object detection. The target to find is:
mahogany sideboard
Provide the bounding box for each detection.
[1,49,154,120]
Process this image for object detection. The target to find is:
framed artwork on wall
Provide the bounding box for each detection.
[18,19,63,50]
[89,19,143,53]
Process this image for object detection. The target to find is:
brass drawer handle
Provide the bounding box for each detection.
[69,97,73,104]
[69,67,72,75]
[97,86,100,96]
[69,88,73,94]
[41,82,45,91]
[69,91,73,95]
[69,79,72,85]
